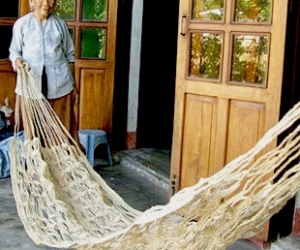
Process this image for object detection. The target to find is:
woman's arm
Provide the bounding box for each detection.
[9,20,25,70]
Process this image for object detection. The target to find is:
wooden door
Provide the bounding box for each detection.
[53,0,118,134]
[0,0,118,134]
[170,0,288,241]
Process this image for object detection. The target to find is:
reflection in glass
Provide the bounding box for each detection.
[68,28,74,40]
[189,32,222,79]
[192,0,224,21]
[0,25,13,60]
[235,0,271,23]
[230,35,269,85]
[54,0,75,20]
[82,0,107,21]
[81,28,106,59]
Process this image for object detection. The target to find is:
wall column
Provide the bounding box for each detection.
[126,0,143,149]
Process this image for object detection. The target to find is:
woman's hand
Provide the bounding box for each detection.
[15,58,30,70]
[71,88,79,106]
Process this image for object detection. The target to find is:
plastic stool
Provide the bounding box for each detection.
[78,129,113,167]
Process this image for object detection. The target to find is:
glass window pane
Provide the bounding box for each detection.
[0,0,18,18]
[234,0,271,23]
[68,27,74,40]
[80,28,106,59]
[192,0,224,21]
[82,0,107,22]
[0,25,13,60]
[230,34,269,86]
[54,0,76,20]
[189,32,222,80]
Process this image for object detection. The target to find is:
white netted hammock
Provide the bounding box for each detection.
[9,67,300,250]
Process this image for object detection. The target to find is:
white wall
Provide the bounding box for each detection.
[127,0,143,133]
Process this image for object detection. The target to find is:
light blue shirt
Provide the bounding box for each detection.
[9,13,75,99]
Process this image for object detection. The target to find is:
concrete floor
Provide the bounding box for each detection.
[0,165,169,250]
[0,151,263,250]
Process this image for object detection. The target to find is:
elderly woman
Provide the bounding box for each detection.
[9,0,80,145]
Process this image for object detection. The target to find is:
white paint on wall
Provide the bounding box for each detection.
[127,0,143,132]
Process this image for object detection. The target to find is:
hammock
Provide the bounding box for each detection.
[9,67,300,250]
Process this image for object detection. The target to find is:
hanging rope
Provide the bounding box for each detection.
[9,67,300,250]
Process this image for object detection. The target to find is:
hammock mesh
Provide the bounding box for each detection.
[9,67,300,250]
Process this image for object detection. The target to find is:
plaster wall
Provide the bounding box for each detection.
[127,0,143,134]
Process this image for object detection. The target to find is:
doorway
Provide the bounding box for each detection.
[136,2,180,151]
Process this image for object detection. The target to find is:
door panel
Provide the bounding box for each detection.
[0,60,17,125]
[0,61,16,104]
[181,95,218,188]
[79,65,114,130]
[226,100,266,163]
[171,0,288,241]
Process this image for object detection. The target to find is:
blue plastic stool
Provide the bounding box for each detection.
[78,129,113,167]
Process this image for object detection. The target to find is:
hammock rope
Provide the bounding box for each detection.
[9,67,300,250]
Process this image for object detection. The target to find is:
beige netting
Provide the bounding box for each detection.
[9,66,300,250]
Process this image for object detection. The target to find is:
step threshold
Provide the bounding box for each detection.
[117,151,169,191]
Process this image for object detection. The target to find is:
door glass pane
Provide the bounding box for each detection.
[230,34,269,86]
[192,0,224,21]
[234,0,271,23]
[54,0,75,20]
[68,27,74,40]
[0,25,13,59]
[189,32,223,80]
[0,0,18,18]
[82,0,107,22]
[80,28,106,59]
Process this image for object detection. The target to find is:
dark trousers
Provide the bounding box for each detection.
[41,66,47,98]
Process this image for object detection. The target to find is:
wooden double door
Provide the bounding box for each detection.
[170,0,289,242]
[0,0,118,134]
